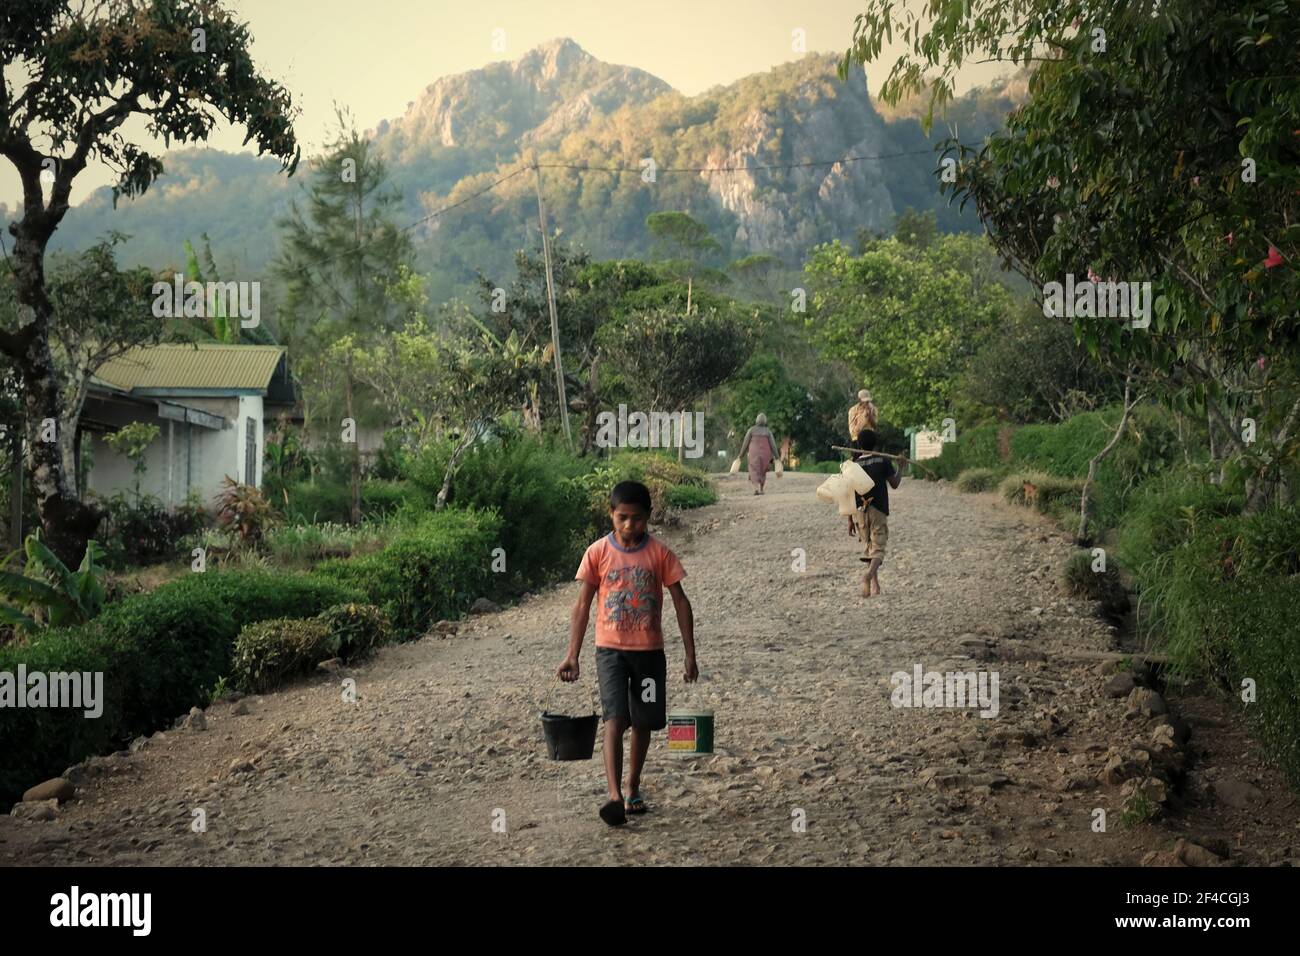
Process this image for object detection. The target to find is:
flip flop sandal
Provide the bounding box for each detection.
[625,795,648,815]
[599,798,627,827]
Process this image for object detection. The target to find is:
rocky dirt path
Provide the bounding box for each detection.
[3,472,1296,866]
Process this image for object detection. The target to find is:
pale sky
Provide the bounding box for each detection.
[2,0,1009,208]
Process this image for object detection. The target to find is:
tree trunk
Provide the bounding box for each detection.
[578,359,599,457]
[7,232,99,566]
[435,428,477,511]
[1077,377,1136,544]
[344,356,361,525]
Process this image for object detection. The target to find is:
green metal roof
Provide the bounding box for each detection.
[93,344,285,394]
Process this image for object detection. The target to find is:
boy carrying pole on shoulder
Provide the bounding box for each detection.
[850,429,906,598]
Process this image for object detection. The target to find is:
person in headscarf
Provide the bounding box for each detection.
[848,389,879,441]
[738,413,779,495]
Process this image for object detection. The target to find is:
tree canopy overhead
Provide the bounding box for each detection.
[844,0,1300,509]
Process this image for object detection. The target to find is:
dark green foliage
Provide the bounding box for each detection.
[283,480,350,524]
[721,354,807,439]
[283,479,416,524]
[96,492,205,567]
[153,570,363,636]
[1118,472,1243,577]
[927,422,1008,481]
[231,617,335,693]
[0,628,119,806]
[313,508,502,640]
[358,480,415,519]
[1016,404,1184,530]
[958,304,1123,423]
[404,435,590,588]
[318,603,391,661]
[1122,496,1300,785]
[91,570,360,734]
[664,483,717,509]
[1061,549,1129,619]
[0,566,371,805]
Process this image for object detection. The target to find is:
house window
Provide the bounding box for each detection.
[245,417,257,486]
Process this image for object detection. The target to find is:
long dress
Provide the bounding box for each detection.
[739,426,778,491]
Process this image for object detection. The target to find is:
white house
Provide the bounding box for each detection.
[81,344,294,507]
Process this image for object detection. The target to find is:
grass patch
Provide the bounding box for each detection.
[955,467,1002,493]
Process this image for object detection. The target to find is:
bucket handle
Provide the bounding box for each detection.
[676,673,714,711]
[543,675,598,717]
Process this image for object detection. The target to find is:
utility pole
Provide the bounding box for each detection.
[533,158,573,449]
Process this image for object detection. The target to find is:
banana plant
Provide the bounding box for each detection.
[0,531,108,632]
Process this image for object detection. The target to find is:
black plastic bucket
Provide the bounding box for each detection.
[541,712,598,760]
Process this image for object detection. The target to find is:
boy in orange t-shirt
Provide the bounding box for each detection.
[557,480,698,826]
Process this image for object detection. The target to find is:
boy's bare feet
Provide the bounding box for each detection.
[860,579,873,598]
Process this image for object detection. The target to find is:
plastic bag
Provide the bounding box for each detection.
[728,458,741,475]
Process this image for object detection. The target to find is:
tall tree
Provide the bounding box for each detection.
[0,235,162,496]
[598,304,757,459]
[273,109,413,523]
[804,234,1014,426]
[843,0,1300,510]
[645,211,724,311]
[0,0,298,562]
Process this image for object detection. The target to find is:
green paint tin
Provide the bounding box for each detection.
[667,709,714,754]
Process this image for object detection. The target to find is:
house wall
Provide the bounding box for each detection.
[84,394,265,510]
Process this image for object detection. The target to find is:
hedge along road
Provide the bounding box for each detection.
[3,471,1296,866]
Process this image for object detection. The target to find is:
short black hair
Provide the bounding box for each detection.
[609,480,652,513]
[855,428,878,452]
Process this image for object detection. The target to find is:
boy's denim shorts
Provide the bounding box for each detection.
[596,647,667,730]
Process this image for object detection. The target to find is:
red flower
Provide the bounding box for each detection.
[1264,246,1284,269]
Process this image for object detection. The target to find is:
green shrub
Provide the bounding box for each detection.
[1128,505,1300,785]
[0,628,120,806]
[230,602,390,694]
[955,468,1001,493]
[665,483,717,509]
[999,470,1083,515]
[573,451,714,533]
[927,422,1008,481]
[1012,404,1185,529]
[799,459,843,474]
[96,491,205,566]
[0,567,362,806]
[231,617,336,693]
[1117,472,1242,578]
[264,521,387,565]
[314,508,502,640]
[283,479,415,524]
[1061,549,1129,617]
[361,480,415,518]
[406,435,590,587]
[318,602,391,661]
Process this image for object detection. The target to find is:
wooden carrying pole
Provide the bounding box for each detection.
[831,445,937,477]
[533,160,573,450]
